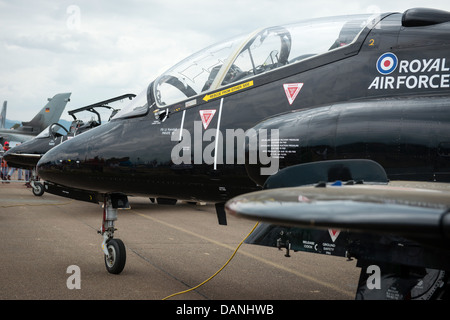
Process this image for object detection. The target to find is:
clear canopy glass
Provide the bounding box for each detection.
[35,123,68,139]
[112,88,149,119]
[115,14,374,119]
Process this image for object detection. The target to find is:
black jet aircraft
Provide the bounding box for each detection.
[36,8,450,299]
[3,94,135,196]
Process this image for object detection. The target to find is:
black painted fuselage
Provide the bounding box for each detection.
[37,11,450,203]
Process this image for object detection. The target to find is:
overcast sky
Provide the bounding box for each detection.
[1,0,450,122]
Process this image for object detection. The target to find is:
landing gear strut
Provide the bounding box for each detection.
[99,194,129,274]
[30,168,44,197]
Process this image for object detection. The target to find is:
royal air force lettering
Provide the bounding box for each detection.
[368,52,450,90]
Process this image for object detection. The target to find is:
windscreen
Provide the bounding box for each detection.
[112,87,149,120]
[221,15,373,85]
[35,125,52,139]
[153,34,249,107]
[119,14,376,115]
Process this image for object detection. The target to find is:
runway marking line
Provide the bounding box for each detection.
[0,200,74,208]
[131,209,354,297]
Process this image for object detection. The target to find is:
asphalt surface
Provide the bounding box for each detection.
[0,183,360,300]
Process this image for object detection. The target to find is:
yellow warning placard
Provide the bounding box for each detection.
[203,80,254,102]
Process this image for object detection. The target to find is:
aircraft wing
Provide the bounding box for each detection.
[225,181,450,245]
[0,132,34,143]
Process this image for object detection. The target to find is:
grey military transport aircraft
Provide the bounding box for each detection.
[36,8,450,299]
[0,93,71,145]
[0,101,7,129]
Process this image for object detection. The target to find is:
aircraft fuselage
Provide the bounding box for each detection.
[37,12,450,203]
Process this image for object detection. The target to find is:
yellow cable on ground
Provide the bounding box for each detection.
[162,221,260,300]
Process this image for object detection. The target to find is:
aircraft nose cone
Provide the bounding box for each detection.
[2,148,11,160]
[2,148,16,165]
[37,120,132,192]
[3,141,28,158]
[36,120,119,189]
[36,148,64,183]
[2,144,37,169]
[36,137,84,187]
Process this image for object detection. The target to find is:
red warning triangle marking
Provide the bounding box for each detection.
[283,83,304,105]
[328,229,340,242]
[199,109,216,129]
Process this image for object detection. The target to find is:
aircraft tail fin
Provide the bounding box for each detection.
[0,101,6,129]
[21,93,71,133]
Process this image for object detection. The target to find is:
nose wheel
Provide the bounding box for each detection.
[30,168,45,197]
[32,182,45,196]
[100,194,129,274]
[104,239,126,274]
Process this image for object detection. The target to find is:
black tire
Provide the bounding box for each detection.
[32,182,45,197]
[104,239,126,274]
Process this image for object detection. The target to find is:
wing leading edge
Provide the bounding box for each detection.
[227,160,450,299]
[225,182,450,245]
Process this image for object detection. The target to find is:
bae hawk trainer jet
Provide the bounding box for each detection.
[37,8,450,299]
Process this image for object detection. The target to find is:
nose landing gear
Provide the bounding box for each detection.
[30,168,45,197]
[99,194,129,274]
[104,238,126,274]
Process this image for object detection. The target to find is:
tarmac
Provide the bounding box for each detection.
[0,179,360,301]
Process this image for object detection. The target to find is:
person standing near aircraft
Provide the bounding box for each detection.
[0,142,3,180]
[1,141,10,182]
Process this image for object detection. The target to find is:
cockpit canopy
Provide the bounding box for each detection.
[114,14,376,119]
[35,123,68,139]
